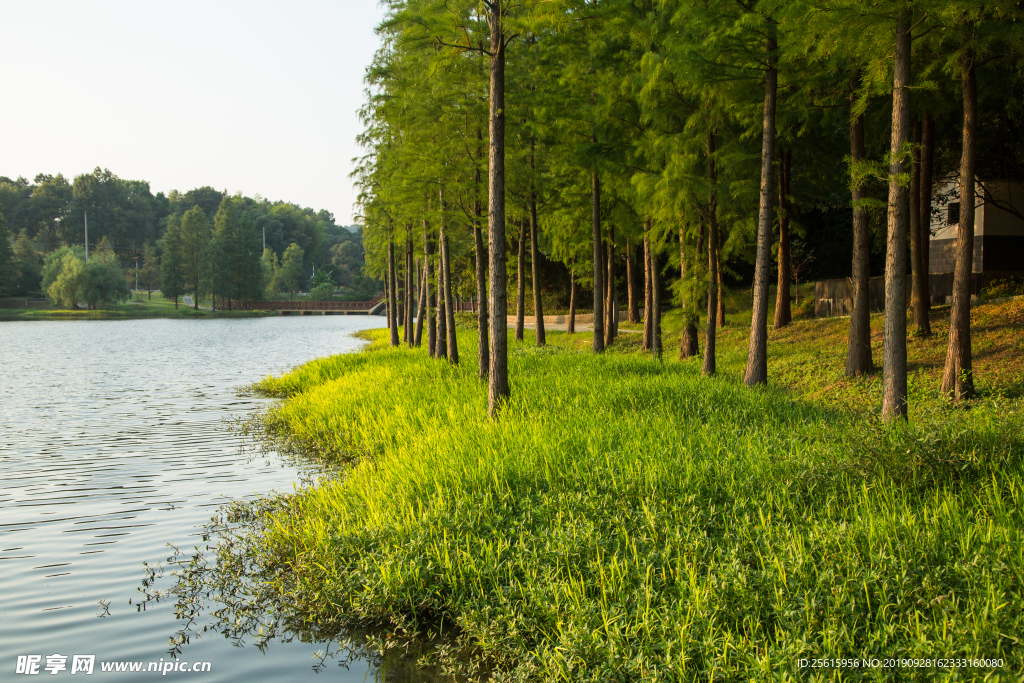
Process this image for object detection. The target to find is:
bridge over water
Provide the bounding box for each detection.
[230,296,386,315]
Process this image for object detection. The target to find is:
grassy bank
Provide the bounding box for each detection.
[0,297,274,321]
[236,311,1024,681]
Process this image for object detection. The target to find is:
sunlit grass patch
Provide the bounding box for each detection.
[231,326,1024,680]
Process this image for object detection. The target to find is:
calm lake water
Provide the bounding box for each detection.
[0,315,393,681]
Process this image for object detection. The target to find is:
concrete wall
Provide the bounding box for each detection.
[929,180,1024,277]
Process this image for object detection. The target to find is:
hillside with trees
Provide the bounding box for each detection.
[0,168,376,307]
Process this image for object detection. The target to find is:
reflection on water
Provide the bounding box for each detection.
[0,316,441,681]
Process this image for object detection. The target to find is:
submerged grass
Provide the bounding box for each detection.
[238,326,1024,681]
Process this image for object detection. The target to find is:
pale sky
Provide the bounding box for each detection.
[0,1,386,225]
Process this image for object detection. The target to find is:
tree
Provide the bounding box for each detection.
[81,252,129,309]
[179,206,211,309]
[881,7,912,422]
[278,243,305,299]
[0,214,13,296]
[161,214,187,309]
[47,252,85,308]
[941,19,979,401]
[744,18,780,388]
[140,241,160,300]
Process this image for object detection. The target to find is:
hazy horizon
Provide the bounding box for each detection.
[0,1,385,225]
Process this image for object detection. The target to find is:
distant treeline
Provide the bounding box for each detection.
[0,168,378,305]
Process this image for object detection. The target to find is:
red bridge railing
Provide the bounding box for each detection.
[231,295,384,311]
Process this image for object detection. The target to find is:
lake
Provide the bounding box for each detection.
[0,315,397,680]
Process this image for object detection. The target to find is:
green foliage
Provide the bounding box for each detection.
[180,205,210,306]
[140,241,160,296]
[275,243,305,298]
[0,214,13,296]
[81,252,129,309]
[160,215,186,305]
[308,283,335,301]
[46,252,85,308]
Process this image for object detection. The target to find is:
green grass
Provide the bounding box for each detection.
[0,296,274,321]
[233,323,1024,681]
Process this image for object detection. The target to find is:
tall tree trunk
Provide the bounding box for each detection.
[847,107,872,376]
[703,131,719,376]
[473,136,489,378]
[650,224,662,360]
[436,296,447,358]
[642,235,652,350]
[406,230,414,345]
[882,8,912,421]
[388,239,400,347]
[717,245,726,325]
[910,120,929,335]
[487,7,509,416]
[605,225,615,346]
[568,268,576,334]
[529,158,545,347]
[415,257,426,347]
[396,272,403,335]
[516,215,526,341]
[679,225,698,359]
[424,221,436,357]
[440,193,458,365]
[941,31,977,400]
[920,113,935,322]
[774,147,792,328]
[626,238,640,323]
[591,172,604,352]
[474,205,489,378]
[744,27,778,387]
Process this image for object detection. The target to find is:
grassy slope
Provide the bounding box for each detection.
[246,302,1023,681]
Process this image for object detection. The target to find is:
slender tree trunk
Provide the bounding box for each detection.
[920,113,935,319]
[436,296,447,358]
[440,191,458,365]
[568,268,576,334]
[602,225,610,348]
[487,8,509,416]
[703,131,719,376]
[650,224,662,361]
[612,284,618,337]
[642,235,652,350]
[424,221,436,357]
[679,226,698,359]
[626,239,639,323]
[882,8,912,420]
[406,230,414,345]
[474,198,489,378]
[744,27,778,387]
[388,239,399,347]
[847,109,873,376]
[473,134,489,377]
[415,257,426,347]
[941,31,977,400]
[396,272,403,334]
[910,120,930,335]
[774,147,792,328]
[529,160,545,347]
[717,246,725,325]
[592,172,604,352]
[516,215,526,341]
